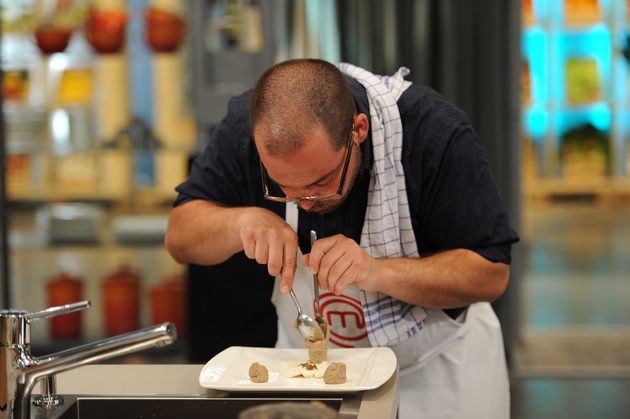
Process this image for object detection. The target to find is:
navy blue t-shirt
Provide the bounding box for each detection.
[174,77,519,315]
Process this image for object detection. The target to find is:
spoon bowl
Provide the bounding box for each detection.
[289,289,317,339]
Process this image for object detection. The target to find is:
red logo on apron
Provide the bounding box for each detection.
[315,292,368,348]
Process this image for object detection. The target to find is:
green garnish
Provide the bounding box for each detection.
[299,360,317,370]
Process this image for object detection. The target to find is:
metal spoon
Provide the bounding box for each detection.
[310,230,328,337]
[289,288,317,339]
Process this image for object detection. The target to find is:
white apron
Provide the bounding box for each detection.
[271,204,510,419]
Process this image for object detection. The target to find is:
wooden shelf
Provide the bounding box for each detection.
[524,177,630,201]
[7,184,177,206]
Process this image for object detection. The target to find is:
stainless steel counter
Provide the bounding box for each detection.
[51,364,399,419]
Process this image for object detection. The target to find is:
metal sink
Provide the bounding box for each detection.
[32,393,362,419]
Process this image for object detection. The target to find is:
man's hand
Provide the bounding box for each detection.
[238,208,299,292]
[303,234,380,295]
[165,200,299,290]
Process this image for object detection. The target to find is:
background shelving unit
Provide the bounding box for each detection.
[1,1,194,208]
[522,0,630,199]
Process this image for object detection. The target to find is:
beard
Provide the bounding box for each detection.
[305,144,362,214]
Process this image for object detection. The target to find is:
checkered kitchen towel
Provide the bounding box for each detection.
[338,63,431,347]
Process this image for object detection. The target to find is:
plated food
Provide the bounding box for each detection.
[249,319,347,384]
[199,347,397,393]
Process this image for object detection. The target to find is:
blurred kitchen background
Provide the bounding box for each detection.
[1,1,629,417]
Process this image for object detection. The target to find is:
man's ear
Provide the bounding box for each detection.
[354,113,370,144]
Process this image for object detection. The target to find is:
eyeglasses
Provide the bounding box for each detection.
[260,126,355,203]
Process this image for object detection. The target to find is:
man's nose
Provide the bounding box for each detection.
[299,200,316,211]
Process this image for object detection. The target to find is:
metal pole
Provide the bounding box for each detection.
[0,21,11,309]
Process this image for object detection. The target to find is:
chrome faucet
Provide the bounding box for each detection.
[0,301,177,419]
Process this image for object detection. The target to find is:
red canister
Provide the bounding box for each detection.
[46,271,84,339]
[144,8,186,53]
[149,274,186,337]
[101,265,141,336]
[84,8,129,54]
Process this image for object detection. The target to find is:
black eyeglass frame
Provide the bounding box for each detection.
[260,125,355,203]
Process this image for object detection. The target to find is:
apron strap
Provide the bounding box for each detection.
[272,204,310,348]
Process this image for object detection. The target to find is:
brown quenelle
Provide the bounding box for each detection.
[248,362,269,383]
[323,362,347,384]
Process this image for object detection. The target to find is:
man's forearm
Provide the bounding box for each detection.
[376,249,510,308]
[164,200,245,265]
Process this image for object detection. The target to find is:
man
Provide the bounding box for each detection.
[165,58,519,418]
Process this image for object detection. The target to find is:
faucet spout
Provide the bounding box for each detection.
[29,322,176,379]
[1,303,177,419]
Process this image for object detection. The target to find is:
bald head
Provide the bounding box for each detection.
[250,59,357,158]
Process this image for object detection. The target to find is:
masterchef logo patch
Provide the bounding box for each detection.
[314,292,368,348]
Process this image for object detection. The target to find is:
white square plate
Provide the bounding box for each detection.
[199,346,397,393]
